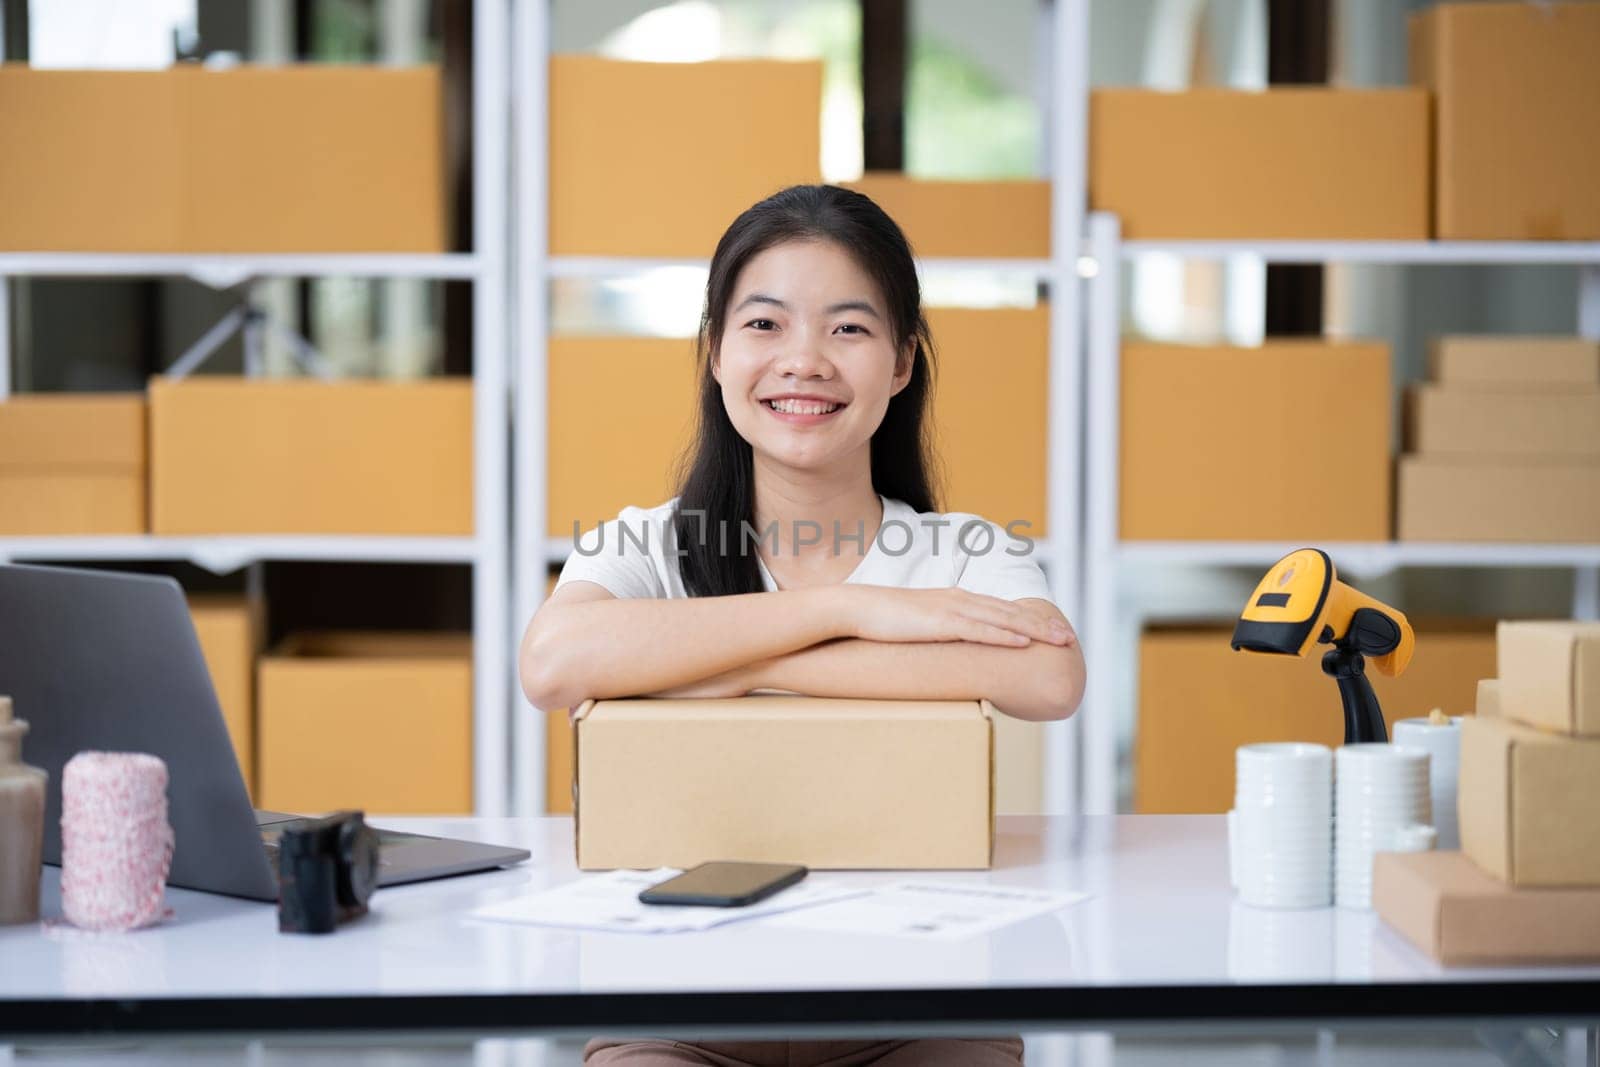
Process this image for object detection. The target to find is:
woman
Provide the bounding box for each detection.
[521,184,1084,1066]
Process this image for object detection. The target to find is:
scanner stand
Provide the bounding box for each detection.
[1322,644,1388,744]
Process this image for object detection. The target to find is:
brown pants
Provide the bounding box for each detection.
[583,1037,1026,1066]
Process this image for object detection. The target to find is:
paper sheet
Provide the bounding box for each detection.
[468,868,868,934]
[759,881,1089,941]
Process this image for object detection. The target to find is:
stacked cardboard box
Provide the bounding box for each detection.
[1398,336,1600,542]
[1374,622,1600,964]
[188,595,262,802]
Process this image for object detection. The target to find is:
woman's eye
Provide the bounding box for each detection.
[835,323,868,335]
[746,319,778,331]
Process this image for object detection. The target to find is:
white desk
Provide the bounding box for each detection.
[1,815,1597,1042]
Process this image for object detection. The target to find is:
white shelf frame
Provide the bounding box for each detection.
[1081,210,1600,816]
[509,0,1091,817]
[0,0,514,818]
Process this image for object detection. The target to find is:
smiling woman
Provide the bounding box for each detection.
[518,184,1081,1065]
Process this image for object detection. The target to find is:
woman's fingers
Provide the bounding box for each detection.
[957,595,1073,645]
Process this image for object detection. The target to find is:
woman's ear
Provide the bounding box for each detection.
[889,341,916,396]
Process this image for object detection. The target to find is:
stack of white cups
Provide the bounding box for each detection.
[1229,743,1332,909]
[1334,744,1431,909]
[1392,716,1463,850]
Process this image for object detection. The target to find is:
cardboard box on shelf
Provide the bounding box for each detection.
[188,595,261,800]
[547,337,698,537]
[257,632,472,815]
[1459,715,1600,887]
[0,65,445,252]
[148,377,472,535]
[927,306,1049,537]
[1410,3,1600,240]
[843,174,1051,258]
[0,394,146,535]
[549,57,822,257]
[1405,386,1600,457]
[1136,621,1495,814]
[574,696,994,870]
[1121,341,1391,541]
[1089,88,1428,239]
[1397,457,1600,543]
[1478,679,1500,719]
[1496,621,1600,737]
[1428,337,1600,388]
[1373,850,1600,965]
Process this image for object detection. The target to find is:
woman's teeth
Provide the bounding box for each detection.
[766,399,841,415]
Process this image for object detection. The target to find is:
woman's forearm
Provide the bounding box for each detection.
[519,587,848,710]
[745,637,1085,722]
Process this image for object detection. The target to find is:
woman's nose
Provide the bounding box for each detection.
[774,335,833,378]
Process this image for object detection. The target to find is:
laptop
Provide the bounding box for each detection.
[0,563,530,902]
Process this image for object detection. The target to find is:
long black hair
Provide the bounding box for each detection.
[670,184,941,599]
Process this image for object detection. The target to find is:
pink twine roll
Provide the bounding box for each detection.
[60,752,174,932]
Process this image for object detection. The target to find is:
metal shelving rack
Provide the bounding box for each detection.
[0,0,513,817]
[1079,210,1600,816]
[509,0,1092,817]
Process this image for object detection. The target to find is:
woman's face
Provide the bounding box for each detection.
[713,239,912,477]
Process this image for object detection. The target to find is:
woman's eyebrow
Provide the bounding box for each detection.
[732,293,883,320]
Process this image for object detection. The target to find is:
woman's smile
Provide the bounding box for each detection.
[761,394,849,424]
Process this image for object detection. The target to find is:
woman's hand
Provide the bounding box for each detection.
[832,585,1077,648]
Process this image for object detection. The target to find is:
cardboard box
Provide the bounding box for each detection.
[1410,3,1600,240]
[928,306,1049,537]
[547,337,698,537]
[149,377,472,535]
[1459,715,1600,887]
[1397,457,1600,543]
[1496,621,1600,736]
[1373,850,1600,965]
[1478,678,1500,719]
[0,394,145,534]
[257,632,472,815]
[1121,341,1392,541]
[844,174,1051,258]
[1405,386,1600,457]
[0,65,444,252]
[550,58,822,257]
[188,595,261,800]
[1089,89,1428,239]
[1428,337,1600,388]
[1136,621,1495,814]
[574,696,994,870]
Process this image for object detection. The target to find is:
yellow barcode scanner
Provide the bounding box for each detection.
[1231,548,1415,743]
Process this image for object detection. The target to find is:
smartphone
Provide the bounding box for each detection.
[638,861,808,907]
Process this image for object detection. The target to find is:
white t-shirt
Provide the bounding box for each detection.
[554,495,1053,603]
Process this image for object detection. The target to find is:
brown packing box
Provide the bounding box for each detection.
[188,595,261,801]
[549,306,1050,537]
[1410,3,1600,240]
[1136,622,1494,814]
[257,632,472,815]
[1121,341,1391,541]
[1496,621,1600,736]
[1428,337,1600,388]
[1089,89,1428,239]
[549,57,822,257]
[1397,457,1600,543]
[0,65,444,252]
[1373,850,1600,965]
[844,174,1051,258]
[0,394,146,534]
[1459,715,1600,887]
[149,377,472,535]
[928,306,1049,536]
[1477,679,1500,719]
[1405,386,1600,457]
[574,696,994,870]
[546,337,698,537]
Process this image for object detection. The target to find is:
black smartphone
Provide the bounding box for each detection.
[637,861,808,907]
